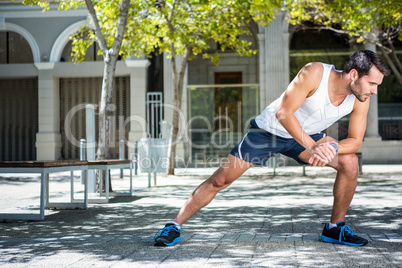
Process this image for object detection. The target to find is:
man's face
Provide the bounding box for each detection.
[350,66,384,102]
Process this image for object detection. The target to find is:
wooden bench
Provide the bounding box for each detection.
[0,159,133,220]
[0,160,89,221]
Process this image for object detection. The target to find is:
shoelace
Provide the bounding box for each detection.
[154,225,181,239]
[338,225,355,242]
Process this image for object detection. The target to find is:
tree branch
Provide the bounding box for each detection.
[389,41,402,75]
[84,0,108,55]
[296,25,349,35]
[380,46,402,85]
[177,44,193,99]
[111,0,131,55]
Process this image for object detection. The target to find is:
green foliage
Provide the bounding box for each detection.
[285,0,402,101]
[24,0,282,64]
[70,26,96,63]
[285,0,402,44]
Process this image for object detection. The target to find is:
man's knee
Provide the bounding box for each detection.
[209,174,230,189]
[208,168,234,189]
[337,153,359,176]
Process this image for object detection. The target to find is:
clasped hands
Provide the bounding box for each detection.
[308,142,338,167]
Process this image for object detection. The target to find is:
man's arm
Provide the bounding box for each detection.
[338,98,370,154]
[276,62,337,165]
[306,98,368,167]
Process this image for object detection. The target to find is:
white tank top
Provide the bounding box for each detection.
[255,63,356,138]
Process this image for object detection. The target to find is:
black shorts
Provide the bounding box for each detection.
[230,120,326,166]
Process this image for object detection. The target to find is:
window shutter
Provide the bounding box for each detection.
[0,78,38,161]
[59,76,130,159]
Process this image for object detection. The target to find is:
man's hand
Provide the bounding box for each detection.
[308,142,338,167]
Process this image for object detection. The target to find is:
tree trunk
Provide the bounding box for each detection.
[84,0,130,191]
[167,51,180,175]
[96,50,118,191]
[167,46,192,175]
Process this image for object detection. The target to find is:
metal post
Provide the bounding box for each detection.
[80,139,86,160]
[148,172,151,188]
[119,139,125,160]
[80,139,86,184]
[119,139,125,179]
[86,104,96,193]
[148,139,151,188]
[133,140,138,176]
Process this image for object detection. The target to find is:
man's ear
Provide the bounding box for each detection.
[349,69,359,81]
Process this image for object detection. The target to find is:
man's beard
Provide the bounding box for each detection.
[350,81,368,102]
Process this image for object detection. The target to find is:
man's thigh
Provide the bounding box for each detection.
[230,128,286,166]
[213,154,254,185]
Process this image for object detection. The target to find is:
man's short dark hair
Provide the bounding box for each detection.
[343,50,391,77]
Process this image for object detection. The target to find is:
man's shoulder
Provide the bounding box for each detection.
[303,62,324,72]
[299,62,325,82]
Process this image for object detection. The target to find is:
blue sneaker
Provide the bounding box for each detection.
[154,223,182,246]
[321,222,368,246]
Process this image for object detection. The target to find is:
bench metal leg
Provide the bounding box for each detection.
[105,168,110,202]
[83,170,88,207]
[70,171,74,202]
[130,166,133,195]
[357,154,363,175]
[40,171,46,220]
[46,170,89,210]
[104,167,134,197]
[45,172,50,209]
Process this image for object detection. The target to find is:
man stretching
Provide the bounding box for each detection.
[154,50,391,247]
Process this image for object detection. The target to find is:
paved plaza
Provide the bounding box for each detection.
[0,164,401,267]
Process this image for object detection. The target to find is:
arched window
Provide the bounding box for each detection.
[60,40,104,62]
[0,31,34,64]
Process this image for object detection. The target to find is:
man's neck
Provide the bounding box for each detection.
[328,70,351,106]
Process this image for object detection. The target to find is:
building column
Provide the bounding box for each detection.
[263,12,290,106]
[257,29,266,112]
[35,62,62,160]
[125,59,150,159]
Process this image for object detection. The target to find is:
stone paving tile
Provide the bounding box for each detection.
[191,233,224,242]
[180,233,193,242]
[385,233,402,242]
[287,233,302,242]
[220,233,240,242]
[236,233,255,242]
[253,233,271,242]
[303,233,319,242]
[369,233,389,241]
[268,233,287,242]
